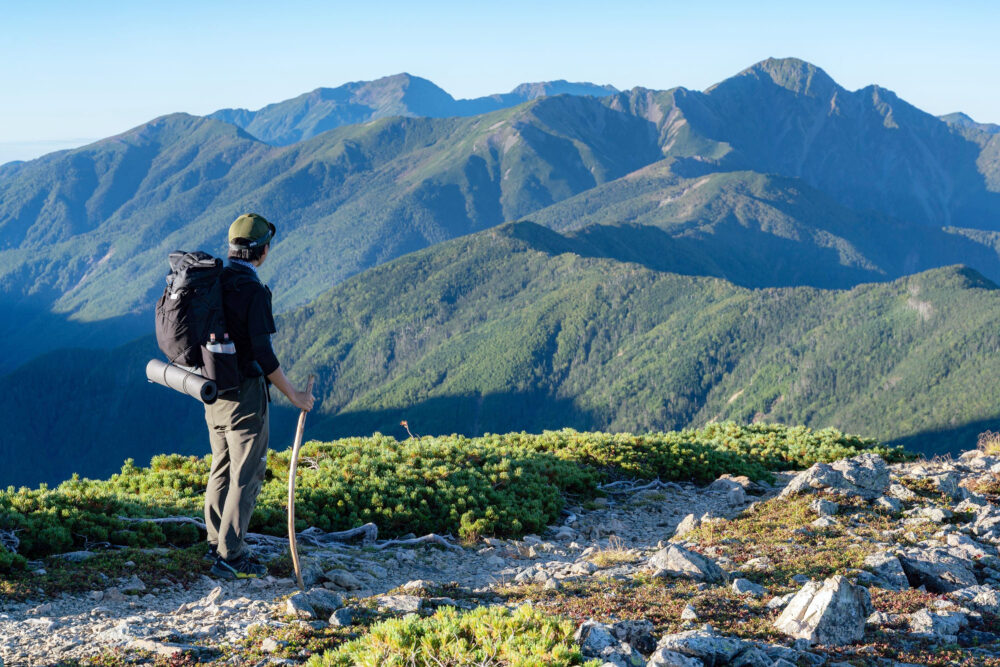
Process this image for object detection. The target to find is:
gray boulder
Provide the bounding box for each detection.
[575,620,617,656]
[875,496,903,513]
[612,619,657,655]
[887,483,918,501]
[862,552,909,591]
[305,588,343,617]
[731,578,766,597]
[299,557,325,588]
[779,454,889,500]
[324,569,363,590]
[973,508,1000,544]
[949,585,1000,614]
[648,545,725,583]
[329,607,354,626]
[285,592,316,619]
[946,533,995,559]
[655,629,745,667]
[774,575,872,645]
[575,620,644,667]
[908,609,968,639]
[376,594,424,614]
[673,514,701,540]
[647,649,703,667]
[897,548,978,593]
[809,499,839,517]
[730,647,771,667]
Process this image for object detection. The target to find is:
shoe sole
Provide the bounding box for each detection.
[209,561,265,580]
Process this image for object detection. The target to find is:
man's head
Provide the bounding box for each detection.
[228,213,276,263]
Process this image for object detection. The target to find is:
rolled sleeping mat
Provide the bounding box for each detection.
[145,359,218,404]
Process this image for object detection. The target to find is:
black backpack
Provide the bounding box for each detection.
[155,251,239,392]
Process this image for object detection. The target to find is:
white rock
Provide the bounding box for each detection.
[120,575,146,593]
[284,593,316,619]
[863,552,909,590]
[774,575,872,645]
[767,593,794,610]
[656,629,746,665]
[647,648,703,666]
[324,569,363,590]
[731,578,766,597]
[886,484,917,502]
[875,496,903,513]
[908,609,968,638]
[673,514,701,540]
[648,545,725,583]
[377,594,423,613]
[809,499,839,517]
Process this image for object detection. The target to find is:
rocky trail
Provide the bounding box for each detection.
[4,449,1000,666]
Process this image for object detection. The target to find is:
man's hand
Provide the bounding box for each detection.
[268,367,317,412]
[292,388,315,412]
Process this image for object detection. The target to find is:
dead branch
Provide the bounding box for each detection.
[0,529,19,554]
[373,533,463,552]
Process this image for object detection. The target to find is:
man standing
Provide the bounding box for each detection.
[204,213,315,580]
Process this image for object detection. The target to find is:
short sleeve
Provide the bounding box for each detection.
[247,285,277,338]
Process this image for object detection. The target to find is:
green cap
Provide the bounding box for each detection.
[228,213,275,249]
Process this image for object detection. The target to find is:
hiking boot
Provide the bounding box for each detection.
[210,552,267,580]
[203,544,219,562]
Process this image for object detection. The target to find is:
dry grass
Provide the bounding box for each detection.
[979,430,1000,456]
[587,535,642,568]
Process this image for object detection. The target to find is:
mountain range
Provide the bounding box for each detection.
[209,73,618,145]
[3,58,1000,485]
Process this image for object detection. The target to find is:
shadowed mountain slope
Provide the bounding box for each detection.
[6,222,1000,485]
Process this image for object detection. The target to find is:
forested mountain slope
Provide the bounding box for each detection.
[5,221,999,486]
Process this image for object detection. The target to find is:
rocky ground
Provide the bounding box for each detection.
[4,448,1000,666]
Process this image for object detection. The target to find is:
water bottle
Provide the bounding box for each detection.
[203,333,239,393]
[206,333,236,355]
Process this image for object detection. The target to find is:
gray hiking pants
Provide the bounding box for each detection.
[204,375,269,561]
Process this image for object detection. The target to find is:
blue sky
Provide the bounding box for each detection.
[2,0,997,163]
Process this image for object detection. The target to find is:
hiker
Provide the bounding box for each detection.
[204,213,315,580]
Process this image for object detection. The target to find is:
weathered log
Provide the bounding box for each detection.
[114,518,464,552]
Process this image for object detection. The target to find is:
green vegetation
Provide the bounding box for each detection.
[0,424,897,561]
[0,544,210,601]
[306,604,596,667]
[505,577,782,644]
[682,493,938,595]
[279,228,1000,460]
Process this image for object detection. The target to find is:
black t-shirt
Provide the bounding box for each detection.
[220,263,279,377]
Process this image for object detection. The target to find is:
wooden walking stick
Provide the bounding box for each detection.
[287,374,315,590]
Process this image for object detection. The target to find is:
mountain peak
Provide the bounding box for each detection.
[507,80,618,100]
[736,57,839,97]
[940,111,1000,135]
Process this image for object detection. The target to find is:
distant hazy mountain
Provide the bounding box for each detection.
[941,112,1000,135]
[209,73,618,145]
[5,222,1000,486]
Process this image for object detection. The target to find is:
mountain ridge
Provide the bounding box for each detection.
[208,73,619,145]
